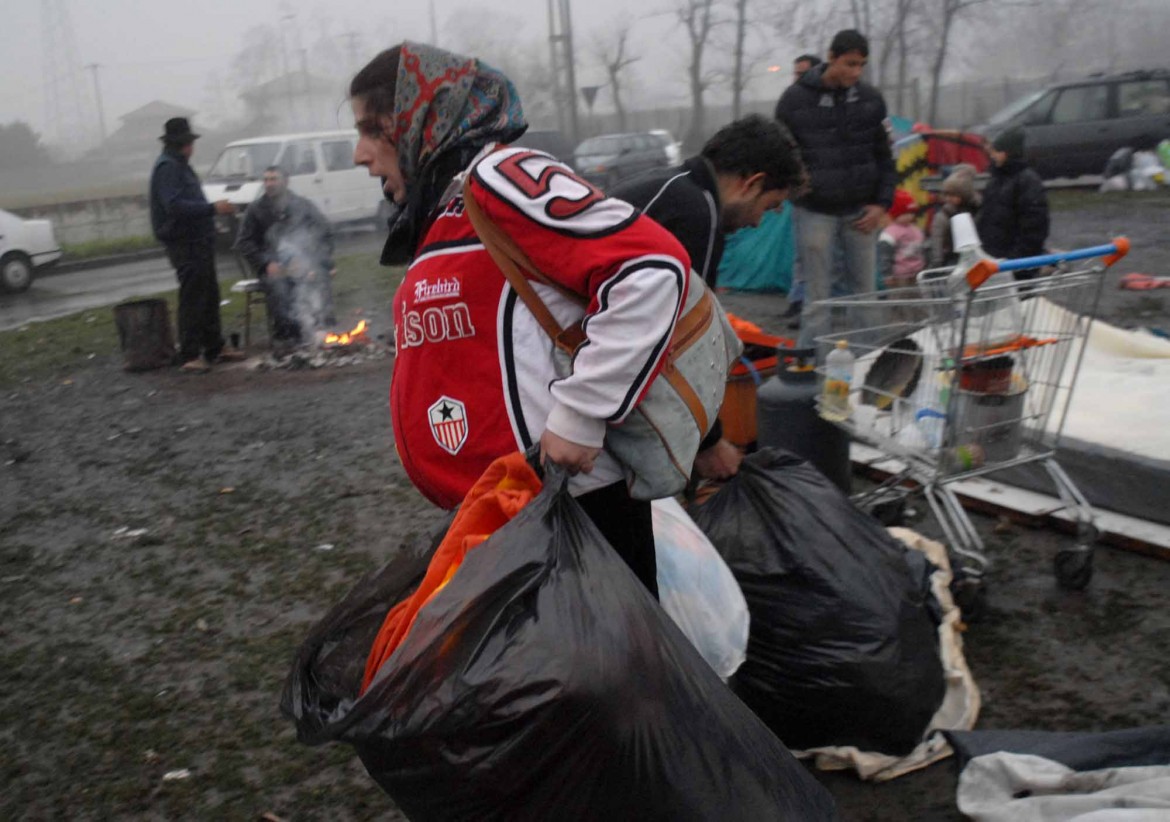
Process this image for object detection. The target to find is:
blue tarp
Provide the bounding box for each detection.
[715,203,795,293]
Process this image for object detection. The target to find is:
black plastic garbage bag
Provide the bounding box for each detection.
[690,448,945,756]
[281,465,837,822]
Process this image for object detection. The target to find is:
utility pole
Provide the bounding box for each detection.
[547,0,565,135]
[41,0,91,149]
[279,9,297,130]
[430,0,440,47]
[561,0,579,145]
[547,0,579,144]
[85,62,106,142]
[340,30,360,77]
[300,48,311,128]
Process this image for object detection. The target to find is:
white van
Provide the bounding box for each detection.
[202,130,386,234]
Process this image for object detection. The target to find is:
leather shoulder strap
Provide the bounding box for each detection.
[461,175,585,353]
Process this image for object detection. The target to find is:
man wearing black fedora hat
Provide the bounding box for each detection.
[150,116,244,372]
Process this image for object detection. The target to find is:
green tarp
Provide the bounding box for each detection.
[715,203,795,293]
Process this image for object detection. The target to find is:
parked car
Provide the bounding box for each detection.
[506,129,578,171]
[648,129,683,165]
[0,208,61,293]
[202,130,386,249]
[973,69,1170,179]
[573,132,673,190]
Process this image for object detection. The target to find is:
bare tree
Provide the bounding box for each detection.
[230,25,282,93]
[770,0,849,70]
[443,8,557,124]
[594,23,639,132]
[730,0,749,118]
[924,0,993,125]
[877,0,918,115]
[674,0,722,150]
[848,0,873,33]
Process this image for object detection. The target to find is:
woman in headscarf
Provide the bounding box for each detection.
[350,42,694,597]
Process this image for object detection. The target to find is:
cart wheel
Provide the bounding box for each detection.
[950,575,988,624]
[1054,546,1094,591]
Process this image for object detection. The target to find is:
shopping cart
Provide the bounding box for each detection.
[810,237,1130,608]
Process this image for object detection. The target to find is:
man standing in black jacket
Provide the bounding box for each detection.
[611,115,806,478]
[774,30,896,346]
[976,125,1049,280]
[149,117,242,373]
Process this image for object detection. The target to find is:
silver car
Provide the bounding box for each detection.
[0,208,62,293]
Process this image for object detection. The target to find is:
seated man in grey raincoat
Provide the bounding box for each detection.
[234,165,336,346]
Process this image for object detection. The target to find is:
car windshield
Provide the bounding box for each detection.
[987,89,1047,127]
[575,135,625,159]
[206,142,281,182]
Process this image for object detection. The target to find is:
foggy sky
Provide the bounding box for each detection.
[6,0,1166,146]
[0,0,726,140]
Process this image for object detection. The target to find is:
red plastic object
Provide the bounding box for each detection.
[1119,272,1170,290]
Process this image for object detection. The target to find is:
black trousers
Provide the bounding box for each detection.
[166,240,223,362]
[576,481,658,600]
[262,272,336,342]
[263,275,303,342]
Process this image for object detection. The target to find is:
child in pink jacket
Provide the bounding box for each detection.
[878,188,925,289]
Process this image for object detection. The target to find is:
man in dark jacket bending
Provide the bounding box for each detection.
[612,115,806,479]
[976,125,1049,280]
[774,29,896,346]
[149,117,243,372]
[234,166,336,347]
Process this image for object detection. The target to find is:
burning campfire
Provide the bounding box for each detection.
[324,320,369,347]
[255,318,391,371]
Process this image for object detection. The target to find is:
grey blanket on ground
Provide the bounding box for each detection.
[956,752,1170,820]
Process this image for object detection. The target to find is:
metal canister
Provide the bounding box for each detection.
[756,347,852,493]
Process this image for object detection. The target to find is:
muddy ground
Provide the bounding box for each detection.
[1,190,1168,820]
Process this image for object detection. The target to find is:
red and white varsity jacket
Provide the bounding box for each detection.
[390,146,692,509]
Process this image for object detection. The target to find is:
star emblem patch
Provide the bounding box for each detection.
[428,396,468,455]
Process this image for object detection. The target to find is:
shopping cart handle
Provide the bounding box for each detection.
[995,237,1131,274]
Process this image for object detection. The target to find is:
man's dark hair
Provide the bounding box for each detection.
[829,29,869,58]
[264,165,288,179]
[700,115,807,192]
[794,54,821,67]
[349,45,402,124]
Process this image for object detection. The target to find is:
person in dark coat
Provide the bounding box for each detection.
[976,126,1049,280]
[774,29,897,346]
[149,117,244,372]
[234,165,337,347]
[611,114,806,480]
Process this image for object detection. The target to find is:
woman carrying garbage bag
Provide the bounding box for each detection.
[350,42,700,597]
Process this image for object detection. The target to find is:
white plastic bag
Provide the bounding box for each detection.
[652,497,749,679]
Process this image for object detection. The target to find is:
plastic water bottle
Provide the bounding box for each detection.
[915,408,946,449]
[820,340,855,422]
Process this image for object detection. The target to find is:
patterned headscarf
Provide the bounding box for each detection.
[390,41,527,187]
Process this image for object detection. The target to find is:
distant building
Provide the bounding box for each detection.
[238,71,346,135]
[102,100,197,158]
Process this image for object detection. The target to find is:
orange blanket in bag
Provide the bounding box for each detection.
[360,452,543,694]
